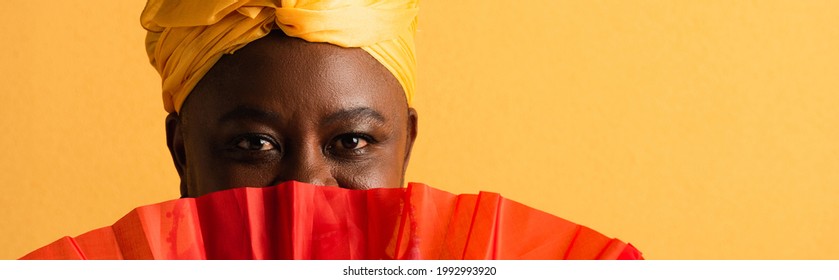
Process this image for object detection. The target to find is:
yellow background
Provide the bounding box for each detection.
[1,0,837,259]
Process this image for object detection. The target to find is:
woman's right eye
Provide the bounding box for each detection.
[233,136,276,151]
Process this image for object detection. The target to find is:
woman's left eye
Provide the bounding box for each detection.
[331,134,371,151]
[338,135,368,150]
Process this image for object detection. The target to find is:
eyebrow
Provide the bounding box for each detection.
[218,106,281,124]
[322,107,386,125]
[217,106,386,126]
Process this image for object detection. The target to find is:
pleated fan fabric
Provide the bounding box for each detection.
[22,182,642,260]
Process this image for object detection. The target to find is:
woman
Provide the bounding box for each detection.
[146,0,420,196]
[22,0,641,260]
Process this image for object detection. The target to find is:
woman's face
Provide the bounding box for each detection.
[166,32,417,198]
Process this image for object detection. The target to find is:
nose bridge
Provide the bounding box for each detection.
[277,140,337,187]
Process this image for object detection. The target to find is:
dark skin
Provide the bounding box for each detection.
[166,31,418,198]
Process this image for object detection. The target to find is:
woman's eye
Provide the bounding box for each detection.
[234,136,276,151]
[336,135,369,150]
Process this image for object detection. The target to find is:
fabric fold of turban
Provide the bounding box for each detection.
[141,0,418,113]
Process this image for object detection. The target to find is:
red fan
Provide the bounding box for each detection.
[21,181,642,260]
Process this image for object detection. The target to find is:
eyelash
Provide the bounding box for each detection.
[340,132,376,144]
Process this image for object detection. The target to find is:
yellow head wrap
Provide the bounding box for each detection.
[141,0,418,113]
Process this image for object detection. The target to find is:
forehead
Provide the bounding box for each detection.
[181,32,406,124]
